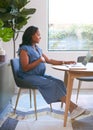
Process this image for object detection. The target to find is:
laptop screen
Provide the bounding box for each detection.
[82,51,92,65]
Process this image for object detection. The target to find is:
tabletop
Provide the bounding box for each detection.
[52,63,93,72]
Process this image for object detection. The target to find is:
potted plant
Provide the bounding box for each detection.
[0,0,36,57]
[0,19,13,42]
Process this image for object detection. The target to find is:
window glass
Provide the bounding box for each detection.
[49,0,93,51]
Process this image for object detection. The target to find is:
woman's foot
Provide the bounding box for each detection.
[70,106,85,119]
[60,96,85,119]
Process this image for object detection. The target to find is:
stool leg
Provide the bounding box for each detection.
[29,89,32,108]
[14,88,21,114]
[50,104,53,112]
[61,102,63,108]
[76,80,82,104]
[33,89,37,120]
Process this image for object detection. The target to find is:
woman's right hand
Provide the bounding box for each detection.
[40,56,46,63]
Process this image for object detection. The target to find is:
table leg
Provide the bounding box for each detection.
[64,71,68,86]
[64,73,74,127]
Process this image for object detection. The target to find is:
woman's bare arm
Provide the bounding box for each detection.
[20,50,44,71]
[42,53,76,65]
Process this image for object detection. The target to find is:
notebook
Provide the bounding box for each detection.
[66,63,87,70]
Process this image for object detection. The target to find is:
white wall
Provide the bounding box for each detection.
[2,0,93,89]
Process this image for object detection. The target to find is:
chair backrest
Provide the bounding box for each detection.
[77,56,93,62]
[10,58,35,89]
[10,58,20,84]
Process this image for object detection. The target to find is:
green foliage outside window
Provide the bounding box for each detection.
[49,24,93,51]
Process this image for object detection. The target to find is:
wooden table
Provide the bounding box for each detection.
[52,63,93,127]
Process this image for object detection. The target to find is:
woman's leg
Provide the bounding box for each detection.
[60,96,77,113]
[60,96,85,119]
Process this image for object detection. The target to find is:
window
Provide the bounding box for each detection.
[48,0,93,51]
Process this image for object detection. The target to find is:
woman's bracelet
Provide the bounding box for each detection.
[61,61,65,64]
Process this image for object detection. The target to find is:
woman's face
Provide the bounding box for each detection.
[32,30,41,44]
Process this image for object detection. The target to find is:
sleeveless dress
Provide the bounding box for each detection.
[18,45,66,104]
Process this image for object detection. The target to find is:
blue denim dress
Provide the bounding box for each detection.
[18,45,66,104]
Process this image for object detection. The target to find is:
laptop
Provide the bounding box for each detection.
[66,51,92,70]
[82,51,92,65]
